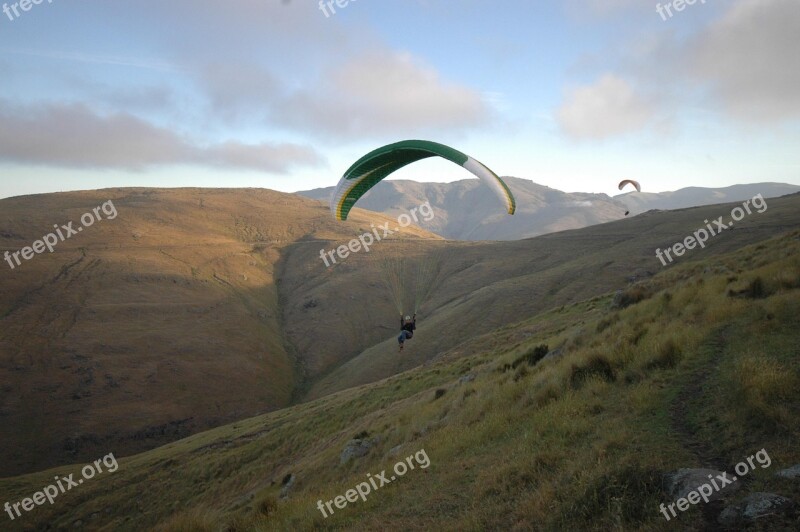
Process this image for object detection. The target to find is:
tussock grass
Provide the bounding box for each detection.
[730,355,797,427]
[511,344,549,369]
[569,354,616,388]
[612,284,653,309]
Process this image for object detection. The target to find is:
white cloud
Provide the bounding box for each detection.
[275,51,491,138]
[198,51,492,139]
[556,74,656,139]
[557,0,800,141]
[687,0,800,122]
[0,101,323,173]
[202,141,323,173]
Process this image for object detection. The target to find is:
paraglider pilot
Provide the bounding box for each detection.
[398,314,416,351]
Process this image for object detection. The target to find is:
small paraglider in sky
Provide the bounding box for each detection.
[618,179,641,193]
[618,179,641,216]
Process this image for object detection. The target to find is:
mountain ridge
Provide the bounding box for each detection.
[298,178,800,240]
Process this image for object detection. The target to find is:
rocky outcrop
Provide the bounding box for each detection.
[718,493,795,527]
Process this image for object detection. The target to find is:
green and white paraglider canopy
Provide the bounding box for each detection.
[331,140,516,221]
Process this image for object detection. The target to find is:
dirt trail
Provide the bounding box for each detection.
[668,325,753,529]
[668,328,730,471]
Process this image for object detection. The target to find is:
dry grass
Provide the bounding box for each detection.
[154,509,221,532]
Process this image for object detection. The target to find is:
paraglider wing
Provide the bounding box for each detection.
[618,179,642,193]
[331,140,515,220]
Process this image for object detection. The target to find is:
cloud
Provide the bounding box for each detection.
[96,86,174,113]
[0,48,182,72]
[195,51,493,139]
[564,0,651,20]
[201,141,323,173]
[687,0,800,122]
[199,63,281,122]
[142,0,350,64]
[556,74,656,139]
[557,0,800,140]
[0,101,323,173]
[572,0,644,15]
[272,51,492,138]
[5,1,493,143]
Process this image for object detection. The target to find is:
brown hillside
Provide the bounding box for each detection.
[0,187,435,476]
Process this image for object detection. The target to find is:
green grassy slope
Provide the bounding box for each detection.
[2,227,797,531]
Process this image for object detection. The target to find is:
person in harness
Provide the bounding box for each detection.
[398,313,416,351]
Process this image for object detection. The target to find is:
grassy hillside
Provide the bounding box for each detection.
[4,188,795,477]
[297,193,800,400]
[2,226,797,531]
[0,188,436,476]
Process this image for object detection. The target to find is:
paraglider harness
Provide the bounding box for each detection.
[398,314,416,349]
[400,314,416,338]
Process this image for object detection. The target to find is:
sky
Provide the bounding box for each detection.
[0,0,798,200]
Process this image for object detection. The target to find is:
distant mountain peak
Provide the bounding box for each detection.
[297,180,799,241]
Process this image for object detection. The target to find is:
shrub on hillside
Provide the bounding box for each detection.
[611,285,652,309]
[512,344,549,369]
[533,382,562,407]
[513,365,529,382]
[645,338,682,370]
[569,465,663,525]
[257,496,278,516]
[725,273,798,299]
[569,355,615,389]
[596,314,619,333]
[727,277,768,299]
